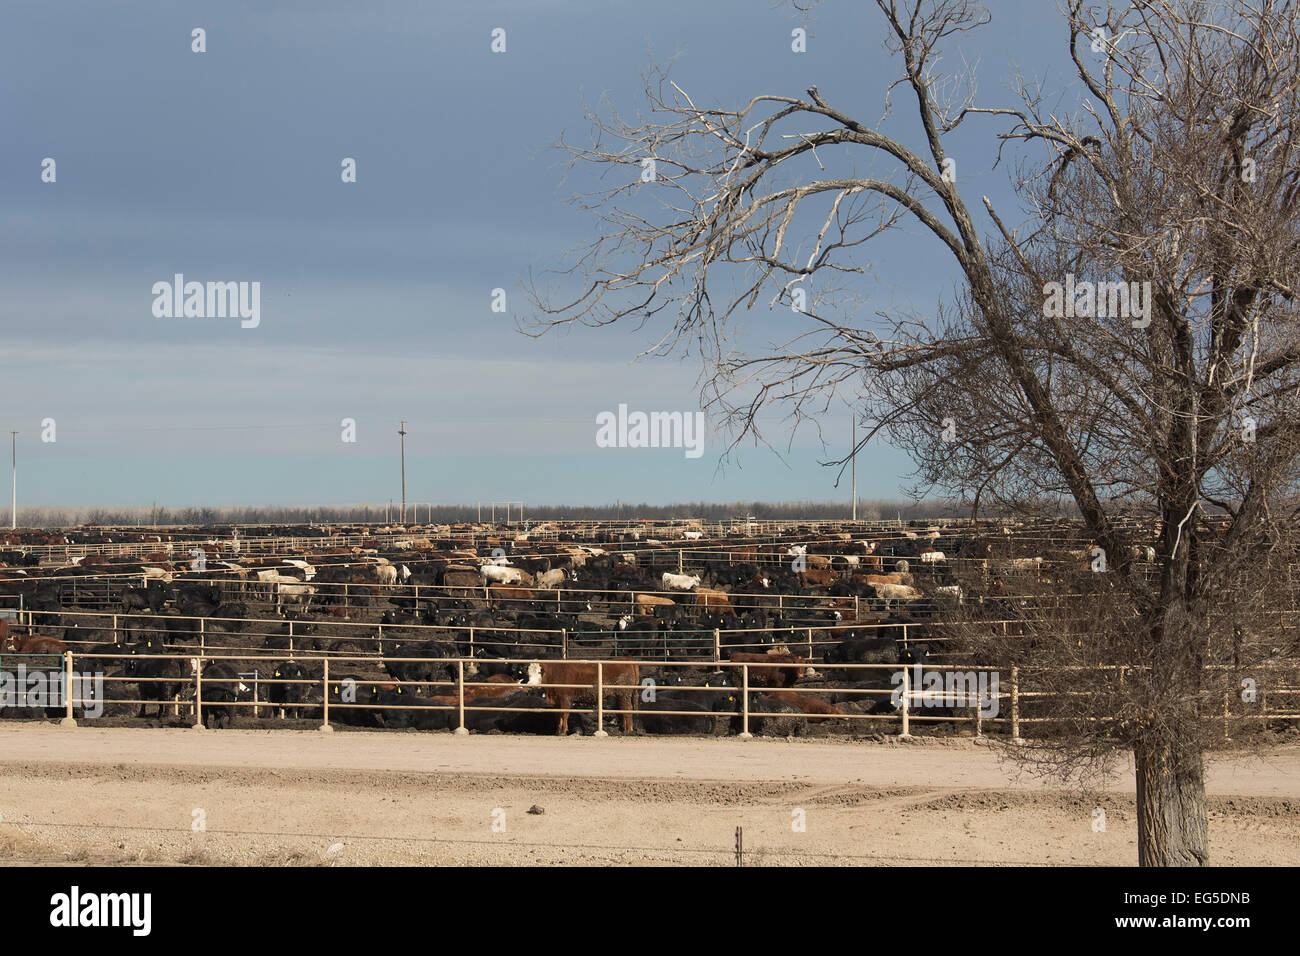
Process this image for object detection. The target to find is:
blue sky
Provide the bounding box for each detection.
[0,0,1071,509]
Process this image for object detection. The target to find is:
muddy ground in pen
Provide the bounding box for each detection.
[0,725,1296,866]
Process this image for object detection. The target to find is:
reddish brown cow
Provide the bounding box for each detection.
[728,652,810,688]
[489,584,536,602]
[2,631,68,655]
[694,588,734,612]
[797,569,837,588]
[535,660,640,735]
[763,690,844,721]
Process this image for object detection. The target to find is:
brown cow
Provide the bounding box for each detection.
[797,569,837,588]
[728,651,810,688]
[855,572,906,586]
[2,631,68,655]
[489,584,536,602]
[695,588,734,612]
[763,690,844,721]
[634,598,676,613]
[533,659,640,735]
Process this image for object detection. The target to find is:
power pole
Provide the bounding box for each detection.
[851,414,857,521]
[10,431,16,529]
[398,420,407,524]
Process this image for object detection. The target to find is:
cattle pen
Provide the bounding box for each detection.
[3,518,1300,869]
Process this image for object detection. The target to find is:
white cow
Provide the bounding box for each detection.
[874,583,921,602]
[276,582,316,608]
[376,565,398,585]
[481,565,525,586]
[661,572,701,591]
[920,551,946,564]
[682,530,703,541]
[535,568,574,589]
[283,559,316,580]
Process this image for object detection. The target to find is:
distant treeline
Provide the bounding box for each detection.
[11,499,967,528]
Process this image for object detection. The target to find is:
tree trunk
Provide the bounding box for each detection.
[1134,741,1209,866]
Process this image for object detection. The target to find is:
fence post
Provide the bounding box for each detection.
[319,657,333,732]
[1010,666,1022,742]
[738,665,752,739]
[899,663,911,739]
[454,660,468,735]
[713,628,721,662]
[807,627,813,662]
[60,650,77,727]
[561,628,568,660]
[192,658,204,730]
[469,626,475,657]
[593,662,608,737]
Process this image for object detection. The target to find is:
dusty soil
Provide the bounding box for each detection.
[0,725,1297,866]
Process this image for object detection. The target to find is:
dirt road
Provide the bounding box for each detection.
[1,726,1297,865]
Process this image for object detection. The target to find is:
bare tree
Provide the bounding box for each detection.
[529,0,1300,865]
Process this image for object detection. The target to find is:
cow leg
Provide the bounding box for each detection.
[556,709,569,736]
[620,689,636,734]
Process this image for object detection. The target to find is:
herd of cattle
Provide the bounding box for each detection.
[0,519,1160,736]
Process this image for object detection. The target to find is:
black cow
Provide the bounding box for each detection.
[639,690,735,735]
[324,674,382,727]
[373,686,450,730]
[198,661,245,729]
[122,638,179,718]
[267,661,312,717]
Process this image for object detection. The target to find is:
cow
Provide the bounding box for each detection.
[197,661,246,729]
[123,638,179,719]
[1,630,67,655]
[267,661,312,718]
[858,573,906,586]
[638,691,735,735]
[121,586,151,613]
[762,690,844,721]
[529,659,640,735]
[693,588,733,613]
[797,569,837,589]
[535,568,574,589]
[635,593,676,614]
[873,583,922,602]
[661,572,701,591]
[481,564,527,586]
[727,651,809,688]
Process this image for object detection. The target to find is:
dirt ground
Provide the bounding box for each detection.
[0,724,1297,866]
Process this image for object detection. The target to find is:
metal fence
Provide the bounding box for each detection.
[14,649,1300,740]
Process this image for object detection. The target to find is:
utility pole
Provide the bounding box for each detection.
[10,431,16,529]
[851,414,857,521]
[398,420,407,524]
